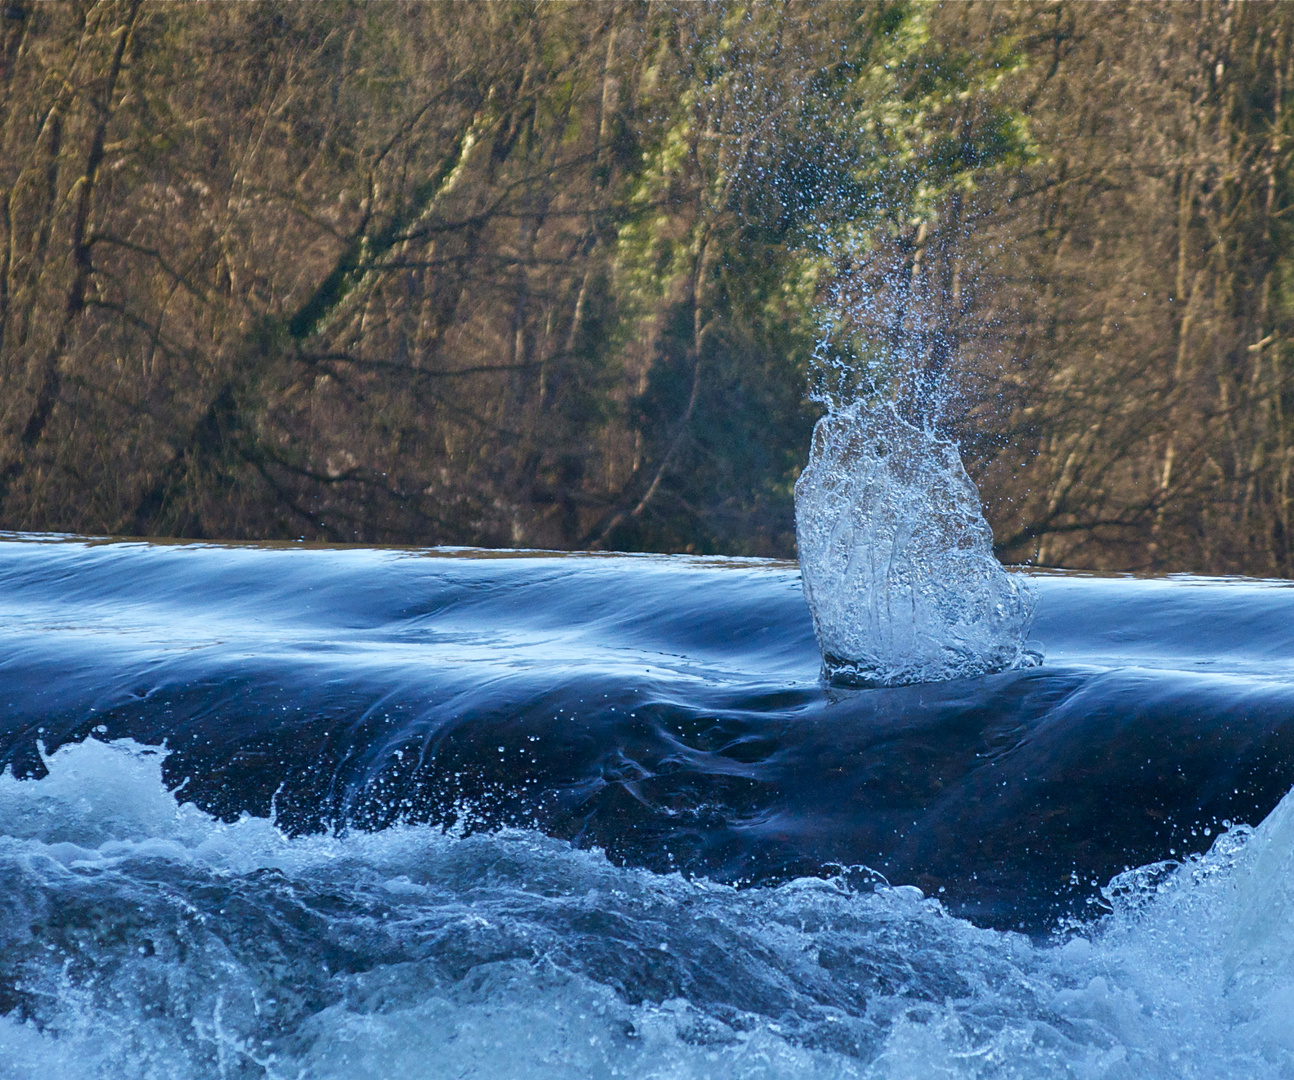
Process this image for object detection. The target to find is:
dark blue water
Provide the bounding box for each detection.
[1,535,1293,1078]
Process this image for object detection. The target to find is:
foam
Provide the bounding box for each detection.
[1,739,1292,1079]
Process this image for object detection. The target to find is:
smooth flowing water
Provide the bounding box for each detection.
[1,535,1293,1078]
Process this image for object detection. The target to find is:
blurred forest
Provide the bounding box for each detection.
[0,0,1291,575]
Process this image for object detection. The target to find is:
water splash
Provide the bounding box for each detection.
[5,737,1294,1079]
[794,400,1037,686]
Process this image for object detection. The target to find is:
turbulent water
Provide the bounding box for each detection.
[1,535,1294,1078]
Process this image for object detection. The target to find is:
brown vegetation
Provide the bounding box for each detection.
[986,0,1294,575]
[0,1,1290,575]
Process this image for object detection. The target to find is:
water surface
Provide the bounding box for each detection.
[1,536,1292,1078]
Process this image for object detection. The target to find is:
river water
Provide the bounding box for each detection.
[1,535,1292,1078]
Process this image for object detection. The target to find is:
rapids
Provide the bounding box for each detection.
[0,535,1292,1078]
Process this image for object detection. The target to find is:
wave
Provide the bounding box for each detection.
[1,539,1294,933]
[1,537,1294,1075]
[1,737,1292,1079]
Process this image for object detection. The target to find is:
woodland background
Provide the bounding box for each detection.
[1,0,1291,575]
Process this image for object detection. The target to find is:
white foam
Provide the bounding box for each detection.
[1,739,1292,1079]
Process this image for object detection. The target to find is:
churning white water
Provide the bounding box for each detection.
[794,401,1037,686]
[1,738,1292,1080]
